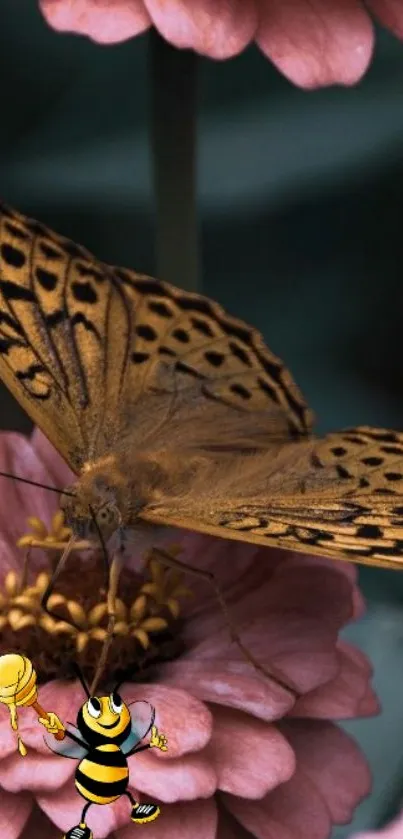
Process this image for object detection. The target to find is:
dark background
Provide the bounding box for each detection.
[2,3,403,834]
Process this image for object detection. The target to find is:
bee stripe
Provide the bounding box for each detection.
[83,749,127,767]
[75,768,129,798]
[75,779,119,805]
[79,759,128,783]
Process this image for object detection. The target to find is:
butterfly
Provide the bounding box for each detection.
[1,201,403,690]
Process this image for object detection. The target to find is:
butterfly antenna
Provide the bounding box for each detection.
[72,663,91,698]
[0,471,75,496]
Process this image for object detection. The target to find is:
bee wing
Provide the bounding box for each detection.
[44,723,89,760]
[121,701,156,755]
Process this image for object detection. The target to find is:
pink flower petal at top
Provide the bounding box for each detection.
[0,429,379,839]
[37,0,403,86]
[143,0,258,58]
[39,0,151,44]
[256,0,374,88]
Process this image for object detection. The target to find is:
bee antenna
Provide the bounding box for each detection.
[0,471,75,496]
[72,663,91,698]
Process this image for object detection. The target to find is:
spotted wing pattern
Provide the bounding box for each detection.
[142,426,403,569]
[0,203,312,473]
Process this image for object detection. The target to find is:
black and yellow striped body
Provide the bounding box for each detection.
[75,744,129,805]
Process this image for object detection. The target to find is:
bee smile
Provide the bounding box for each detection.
[98,719,120,729]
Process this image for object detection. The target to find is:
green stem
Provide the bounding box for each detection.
[149,30,199,291]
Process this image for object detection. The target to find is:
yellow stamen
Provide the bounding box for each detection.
[141,617,168,632]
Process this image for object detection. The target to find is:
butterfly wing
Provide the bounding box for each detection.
[4,205,403,571]
[121,701,155,755]
[141,426,403,569]
[44,723,88,759]
[0,204,312,473]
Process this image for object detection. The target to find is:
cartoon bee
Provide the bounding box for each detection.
[39,670,168,839]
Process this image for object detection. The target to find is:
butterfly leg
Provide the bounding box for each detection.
[41,536,83,629]
[20,546,32,591]
[152,547,299,696]
[89,540,125,695]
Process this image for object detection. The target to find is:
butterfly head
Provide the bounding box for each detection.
[60,468,126,543]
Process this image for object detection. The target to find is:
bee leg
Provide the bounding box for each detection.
[152,546,300,697]
[125,792,160,824]
[63,803,93,839]
[89,533,126,695]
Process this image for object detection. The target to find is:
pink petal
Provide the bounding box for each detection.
[278,719,371,823]
[39,0,151,44]
[160,660,295,720]
[223,770,332,839]
[367,0,403,39]
[256,0,374,88]
[217,808,258,839]
[289,640,379,719]
[122,683,213,757]
[31,428,74,487]
[0,788,32,839]
[20,804,60,839]
[177,562,354,699]
[117,798,218,839]
[129,751,217,801]
[357,682,380,716]
[0,431,63,564]
[0,751,74,793]
[280,553,366,620]
[144,0,257,58]
[206,705,295,797]
[185,556,354,647]
[38,780,133,838]
[16,679,87,755]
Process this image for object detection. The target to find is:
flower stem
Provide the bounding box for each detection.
[149,30,199,291]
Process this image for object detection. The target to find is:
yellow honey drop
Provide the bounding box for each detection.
[17,737,27,757]
[10,703,17,731]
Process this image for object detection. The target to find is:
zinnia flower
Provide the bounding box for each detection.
[39,0,403,88]
[0,427,379,839]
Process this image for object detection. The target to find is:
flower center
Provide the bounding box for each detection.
[0,512,190,689]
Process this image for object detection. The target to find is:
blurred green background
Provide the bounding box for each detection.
[2,3,403,835]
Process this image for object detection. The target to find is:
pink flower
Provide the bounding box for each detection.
[39,0,403,88]
[353,812,403,838]
[0,427,379,839]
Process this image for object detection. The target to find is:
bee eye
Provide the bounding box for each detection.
[110,692,123,714]
[88,697,101,718]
